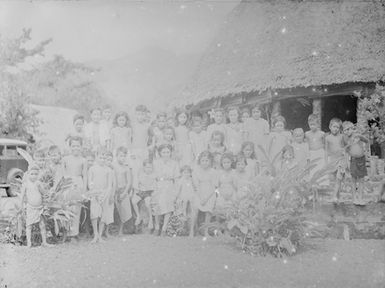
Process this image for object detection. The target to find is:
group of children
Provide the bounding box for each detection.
[20,104,369,247]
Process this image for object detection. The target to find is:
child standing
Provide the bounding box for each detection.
[189,119,208,164]
[62,137,88,240]
[343,121,369,205]
[241,141,260,178]
[240,107,250,123]
[208,130,226,170]
[151,144,179,236]
[175,165,197,237]
[113,147,132,235]
[110,112,132,154]
[292,128,310,168]
[305,114,326,180]
[132,159,156,230]
[132,105,151,162]
[87,149,114,243]
[215,153,236,213]
[244,105,270,157]
[101,105,113,148]
[325,118,345,202]
[269,116,292,161]
[207,108,227,142]
[225,107,244,155]
[192,151,218,236]
[175,110,193,165]
[85,108,109,152]
[47,145,64,187]
[65,114,86,153]
[150,112,167,154]
[20,165,51,247]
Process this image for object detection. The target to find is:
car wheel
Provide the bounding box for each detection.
[6,168,24,197]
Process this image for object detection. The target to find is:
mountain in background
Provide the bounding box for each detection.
[88,46,200,112]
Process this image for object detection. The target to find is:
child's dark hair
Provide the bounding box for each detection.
[90,107,101,114]
[102,104,112,111]
[175,109,190,126]
[157,143,173,154]
[240,141,256,159]
[48,145,61,156]
[235,154,247,166]
[281,145,294,158]
[105,150,113,158]
[164,126,176,140]
[69,136,83,147]
[156,112,167,120]
[308,114,319,124]
[73,114,85,124]
[116,146,128,156]
[273,115,286,128]
[251,105,262,113]
[210,130,225,144]
[191,110,202,119]
[329,117,342,128]
[135,105,148,112]
[180,165,192,174]
[198,150,213,166]
[83,149,95,159]
[220,152,234,168]
[143,158,153,167]
[113,111,130,128]
[240,107,250,115]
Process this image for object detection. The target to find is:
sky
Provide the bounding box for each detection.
[0,0,239,62]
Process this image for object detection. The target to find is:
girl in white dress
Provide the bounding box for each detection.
[110,112,132,154]
[175,110,193,166]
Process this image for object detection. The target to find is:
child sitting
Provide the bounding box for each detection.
[113,147,133,236]
[277,145,298,173]
[343,121,369,205]
[132,159,156,231]
[20,165,52,247]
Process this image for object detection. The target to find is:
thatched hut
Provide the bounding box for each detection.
[174,0,385,131]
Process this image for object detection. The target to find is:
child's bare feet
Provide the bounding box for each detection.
[27,242,32,248]
[135,217,141,226]
[90,237,98,244]
[99,237,106,243]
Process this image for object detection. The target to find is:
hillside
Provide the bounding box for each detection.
[88,47,200,112]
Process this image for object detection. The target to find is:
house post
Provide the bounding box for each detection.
[312,98,322,126]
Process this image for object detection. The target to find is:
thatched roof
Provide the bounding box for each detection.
[174,0,385,107]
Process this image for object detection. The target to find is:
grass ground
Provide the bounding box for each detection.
[1,236,384,288]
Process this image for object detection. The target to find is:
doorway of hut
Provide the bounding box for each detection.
[280,97,313,131]
[321,95,357,132]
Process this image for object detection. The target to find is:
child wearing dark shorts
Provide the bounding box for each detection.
[343,121,369,205]
[131,159,156,230]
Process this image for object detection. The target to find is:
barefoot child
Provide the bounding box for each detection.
[62,136,88,240]
[215,153,236,214]
[87,149,114,243]
[192,151,218,236]
[132,159,156,231]
[113,147,132,235]
[343,121,369,205]
[305,114,326,181]
[20,165,51,247]
[151,144,179,236]
[174,165,197,236]
[325,118,345,202]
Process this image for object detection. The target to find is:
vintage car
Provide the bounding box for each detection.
[0,138,29,197]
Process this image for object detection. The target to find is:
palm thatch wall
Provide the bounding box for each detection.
[173,0,385,108]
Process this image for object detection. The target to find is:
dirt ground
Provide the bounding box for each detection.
[1,236,384,288]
